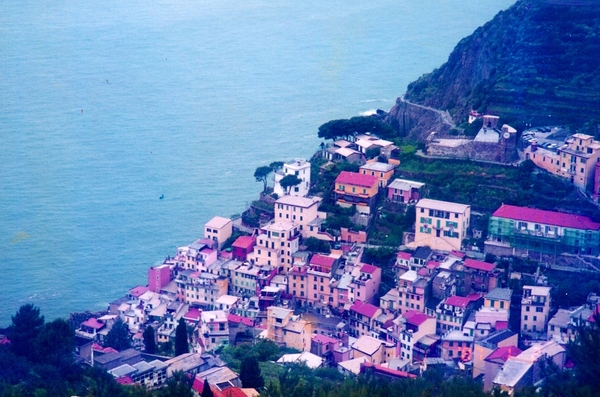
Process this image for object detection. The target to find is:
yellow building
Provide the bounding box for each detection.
[334,171,379,215]
[204,216,233,250]
[359,161,396,188]
[521,286,551,337]
[413,199,471,251]
[525,133,600,191]
[266,306,312,351]
[247,221,300,273]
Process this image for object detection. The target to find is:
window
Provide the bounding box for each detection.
[536,307,543,313]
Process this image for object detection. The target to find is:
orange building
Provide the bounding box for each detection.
[334,171,379,215]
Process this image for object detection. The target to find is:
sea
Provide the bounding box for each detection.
[0,0,515,326]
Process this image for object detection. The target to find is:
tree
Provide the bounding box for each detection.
[143,326,157,354]
[156,370,193,397]
[34,318,74,365]
[201,378,214,397]
[269,161,284,172]
[104,317,131,351]
[175,318,189,356]
[279,174,302,194]
[567,313,600,395]
[239,356,264,389]
[7,304,45,360]
[254,166,273,193]
[304,237,331,254]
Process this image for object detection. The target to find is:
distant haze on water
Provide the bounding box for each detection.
[0,0,515,325]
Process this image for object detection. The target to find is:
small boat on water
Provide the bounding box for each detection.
[159,194,164,200]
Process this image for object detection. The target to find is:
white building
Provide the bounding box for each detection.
[274,159,311,197]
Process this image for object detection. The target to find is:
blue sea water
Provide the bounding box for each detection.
[0,0,515,325]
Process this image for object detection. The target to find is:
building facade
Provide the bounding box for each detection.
[413,199,471,251]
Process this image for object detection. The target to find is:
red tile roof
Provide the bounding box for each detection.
[464,258,496,272]
[335,171,378,188]
[445,296,472,308]
[192,378,249,397]
[492,204,600,230]
[116,376,134,385]
[404,310,431,327]
[426,261,441,269]
[397,252,412,260]
[232,235,255,249]
[450,250,466,259]
[312,334,340,345]
[360,264,378,274]
[227,313,255,327]
[310,254,336,268]
[350,300,380,318]
[81,318,105,330]
[360,362,417,379]
[129,286,149,298]
[485,346,522,363]
[184,308,202,321]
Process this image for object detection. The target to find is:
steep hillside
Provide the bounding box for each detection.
[387,0,600,138]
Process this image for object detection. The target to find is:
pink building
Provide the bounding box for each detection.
[340,227,367,244]
[352,264,381,305]
[348,300,382,337]
[231,236,255,261]
[148,264,171,293]
[387,179,425,203]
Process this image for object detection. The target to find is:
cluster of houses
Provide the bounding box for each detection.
[72,149,600,396]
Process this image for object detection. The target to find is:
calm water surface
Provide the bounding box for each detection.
[0,0,515,324]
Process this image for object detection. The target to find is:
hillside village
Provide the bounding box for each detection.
[20,124,600,396]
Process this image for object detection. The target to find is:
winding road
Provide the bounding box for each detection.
[400,95,456,129]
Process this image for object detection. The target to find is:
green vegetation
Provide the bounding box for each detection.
[404,0,600,135]
[105,317,132,351]
[304,237,331,254]
[254,166,273,193]
[318,116,396,141]
[279,174,302,194]
[143,326,157,354]
[240,356,265,389]
[175,318,189,356]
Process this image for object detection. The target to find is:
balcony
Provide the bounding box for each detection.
[514,228,559,239]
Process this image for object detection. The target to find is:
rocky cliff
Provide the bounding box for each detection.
[386,0,600,139]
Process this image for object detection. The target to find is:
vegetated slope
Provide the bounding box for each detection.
[389,0,600,137]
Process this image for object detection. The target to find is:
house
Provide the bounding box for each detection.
[204,217,233,251]
[440,330,474,361]
[247,221,300,273]
[396,271,428,314]
[325,146,366,164]
[387,179,425,203]
[351,335,396,365]
[266,306,312,351]
[492,340,565,395]
[273,159,311,197]
[483,346,522,392]
[359,162,395,188]
[199,310,229,353]
[351,264,382,305]
[485,204,600,256]
[274,195,322,237]
[435,294,483,333]
[348,300,382,337]
[413,199,471,252]
[231,236,255,261]
[277,351,324,369]
[385,310,436,363]
[148,264,172,293]
[306,254,337,311]
[108,360,168,388]
[472,329,519,380]
[176,271,229,307]
[333,171,379,215]
[521,286,551,337]
[524,133,600,191]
